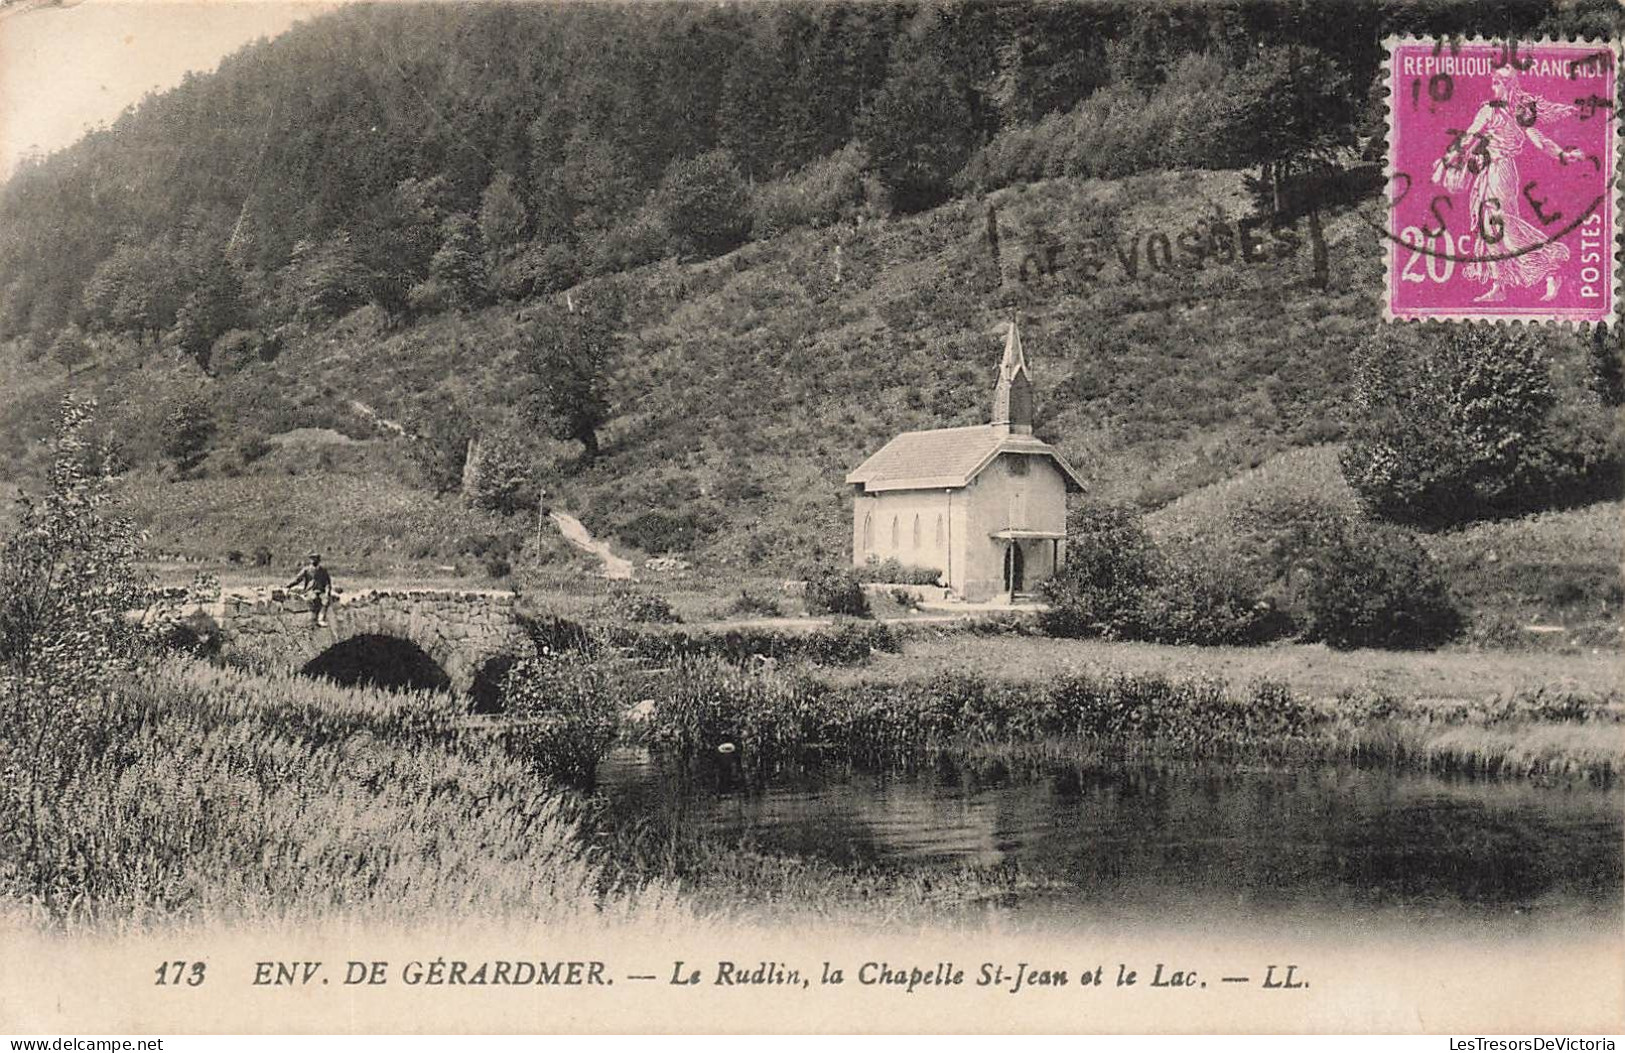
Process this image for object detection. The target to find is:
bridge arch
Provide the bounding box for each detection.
[468,652,520,715]
[285,615,475,695]
[218,588,529,697]
[300,633,455,693]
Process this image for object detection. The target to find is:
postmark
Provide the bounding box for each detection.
[1385,37,1621,323]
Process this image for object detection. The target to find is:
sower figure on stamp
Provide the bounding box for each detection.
[286,551,333,627]
[1432,64,1583,304]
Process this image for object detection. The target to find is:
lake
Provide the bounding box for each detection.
[598,748,1623,929]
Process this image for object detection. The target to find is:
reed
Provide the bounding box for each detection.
[1,660,676,931]
[628,657,1622,782]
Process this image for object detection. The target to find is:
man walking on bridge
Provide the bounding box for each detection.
[287,551,333,627]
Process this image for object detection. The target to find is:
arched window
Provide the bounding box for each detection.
[890,516,899,550]
[862,513,873,553]
[912,515,920,549]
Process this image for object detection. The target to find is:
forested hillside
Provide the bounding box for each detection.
[0,0,1620,583]
[5,0,1610,358]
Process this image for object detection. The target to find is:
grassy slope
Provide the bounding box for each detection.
[1427,501,1623,648]
[1146,444,1358,538]
[859,632,1619,702]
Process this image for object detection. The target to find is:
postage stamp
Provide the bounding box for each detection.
[1385,37,1621,323]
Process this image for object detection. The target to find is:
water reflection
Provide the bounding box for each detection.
[597,749,1623,925]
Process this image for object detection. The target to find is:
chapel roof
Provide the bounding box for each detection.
[845,423,1085,493]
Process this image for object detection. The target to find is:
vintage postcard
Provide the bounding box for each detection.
[0,0,1621,1039]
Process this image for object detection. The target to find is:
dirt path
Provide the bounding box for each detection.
[550,511,635,580]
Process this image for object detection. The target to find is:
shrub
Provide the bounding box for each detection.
[635,663,1318,774]
[155,610,223,660]
[722,590,783,619]
[603,583,680,625]
[1223,487,1353,626]
[406,404,473,496]
[458,530,524,562]
[463,432,535,514]
[747,144,869,238]
[616,510,701,554]
[495,242,581,299]
[519,612,599,657]
[587,206,672,276]
[498,655,623,786]
[1138,542,1281,646]
[0,397,147,899]
[888,586,922,612]
[406,277,451,315]
[807,621,898,663]
[611,622,897,667]
[855,557,942,585]
[803,566,871,618]
[209,329,261,375]
[49,323,91,372]
[656,149,750,260]
[1042,503,1294,646]
[1341,326,1614,526]
[1300,520,1463,650]
[237,430,273,466]
[1038,502,1158,639]
[425,212,489,311]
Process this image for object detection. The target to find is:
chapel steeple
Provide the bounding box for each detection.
[991,320,1033,436]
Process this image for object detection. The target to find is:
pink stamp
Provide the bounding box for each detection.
[1386,37,1620,323]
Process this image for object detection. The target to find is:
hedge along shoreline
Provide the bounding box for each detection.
[495,616,1620,786]
[588,657,1620,784]
[518,611,901,667]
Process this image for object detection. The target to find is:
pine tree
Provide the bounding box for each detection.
[172,256,243,370]
[855,48,976,213]
[48,324,92,374]
[426,213,489,310]
[478,173,530,263]
[161,394,216,474]
[657,150,749,260]
[282,234,367,323]
[518,290,622,461]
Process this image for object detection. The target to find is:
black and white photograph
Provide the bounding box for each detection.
[0,0,1620,1038]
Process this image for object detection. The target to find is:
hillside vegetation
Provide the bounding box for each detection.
[2,165,1613,572]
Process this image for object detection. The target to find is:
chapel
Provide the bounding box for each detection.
[845,322,1083,601]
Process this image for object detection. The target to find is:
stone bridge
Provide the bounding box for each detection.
[184,586,531,697]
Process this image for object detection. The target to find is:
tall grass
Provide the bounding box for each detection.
[638,659,1314,768]
[1325,690,1625,781]
[2,661,678,931]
